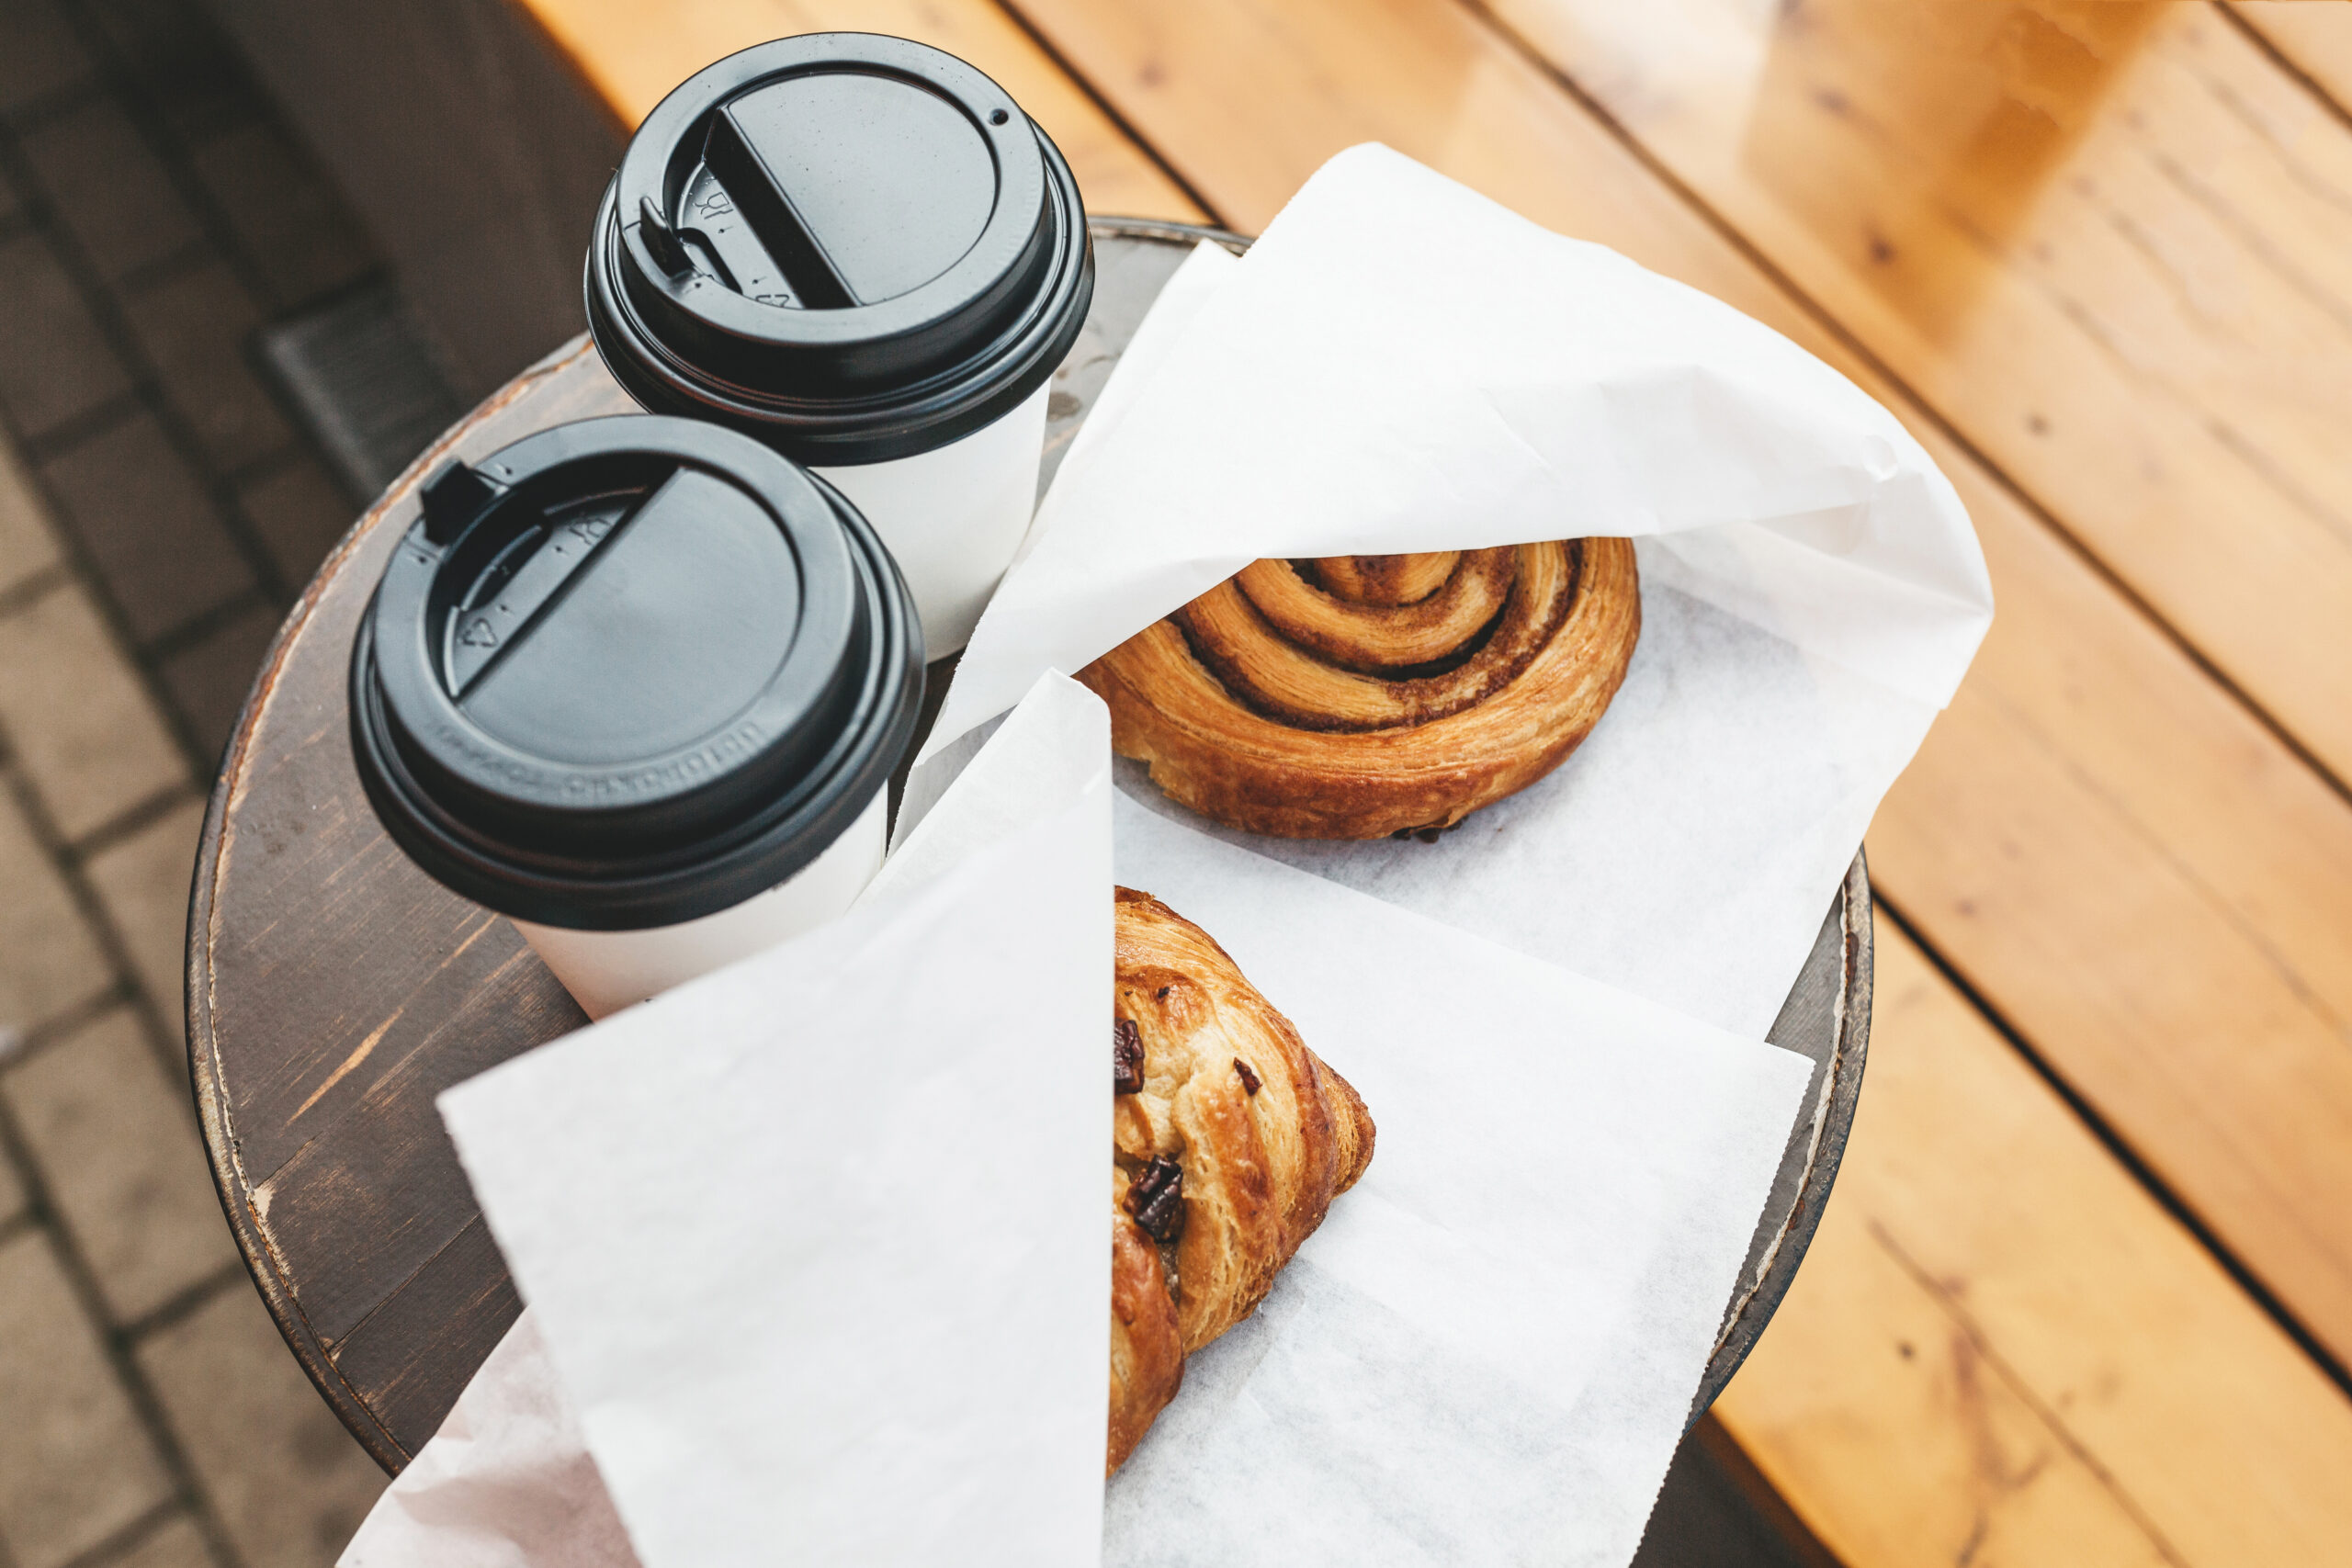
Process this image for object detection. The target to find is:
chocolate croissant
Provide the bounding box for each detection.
[1107,887,1375,1472]
[1080,542,1641,840]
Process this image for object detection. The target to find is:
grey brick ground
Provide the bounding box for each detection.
[6,1005,241,1324]
[0,781,111,1032]
[0,0,96,121]
[181,122,372,313]
[138,1288,387,1568]
[119,259,293,472]
[0,2,393,1562]
[110,1514,221,1568]
[0,1228,176,1568]
[0,411,63,595]
[0,579,187,839]
[0,1123,26,1225]
[82,795,208,1018]
[0,231,134,440]
[37,412,257,644]
[18,95,203,284]
[157,599,279,762]
[233,451,347,591]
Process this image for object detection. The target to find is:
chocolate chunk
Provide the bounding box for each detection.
[1114,1018,1145,1094]
[1127,1155,1184,1241]
[1156,985,1172,1000]
[1233,1056,1261,1096]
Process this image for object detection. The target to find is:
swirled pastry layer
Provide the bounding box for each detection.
[1107,887,1374,1473]
[1081,541,1641,839]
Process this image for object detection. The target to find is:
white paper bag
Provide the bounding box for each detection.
[915,142,1992,1038]
[338,141,1983,1568]
[427,676,1115,1568]
[1102,798,1812,1564]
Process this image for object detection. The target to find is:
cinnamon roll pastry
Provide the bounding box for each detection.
[1107,886,1375,1473]
[1080,541,1641,839]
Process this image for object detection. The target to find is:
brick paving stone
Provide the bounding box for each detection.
[0,436,63,596]
[0,581,188,840]
[137,1284,385,1568]
[97,1513,219,1568]
[0,1140,25,1226]
[0,0,96,119]
[186,122,373,311]
[83,0,265,145]
[0,1228,175,1568]
[18,96,204,284]
[237,449,351,588]
[0,232,133,442]
[39,412,254,642]
[119,256,293,473]
[6,1005,237,1325]
[158,600,277,763]
[82,794,205,1019]
[0,778,113,1035]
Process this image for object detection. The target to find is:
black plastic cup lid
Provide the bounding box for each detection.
[585,33,1093,466]
[350,415,922,931]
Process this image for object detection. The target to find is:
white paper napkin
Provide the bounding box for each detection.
[338,142,1985,1568]
[914,142,1992,1037]
[425,673,1114,1568]
[1104,797,1811,1564]
[342,675,1813,1568]
[340,1311,633,1568]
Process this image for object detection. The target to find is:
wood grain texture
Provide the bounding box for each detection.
[2230,1,2352,120]
[1484,0,2352,790]
[191,4,2352,1555]
[188,343,627,1467]
[188,7,1201,1460]
[191,259,1863,1478]
[1467,0,2352,1368]
[1719,926,2352,1567]
[515,0,1204,220]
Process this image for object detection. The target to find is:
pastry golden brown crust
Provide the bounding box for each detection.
[1105,887,1374,1473]
[1080,541,1641,840]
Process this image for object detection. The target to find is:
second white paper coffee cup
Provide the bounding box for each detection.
[812,383,1050,660]
[349,416,923,1021]
[584,34,1091,658]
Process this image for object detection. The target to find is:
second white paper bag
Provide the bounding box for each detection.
[917,143,1992,1038]
[435,684,1114,1568]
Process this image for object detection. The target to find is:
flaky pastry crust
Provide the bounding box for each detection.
[1080,541,1641,839]
[1106,887,1374,1473]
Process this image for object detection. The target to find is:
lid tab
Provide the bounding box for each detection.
[636,195,693,278]
[419,458,506,546]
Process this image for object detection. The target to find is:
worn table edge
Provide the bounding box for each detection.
[186,340,605,1472]
[1692,852,1872,1420]
[185,218,1875,1474]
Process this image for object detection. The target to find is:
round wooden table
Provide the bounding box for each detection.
[187,220,1872,1472]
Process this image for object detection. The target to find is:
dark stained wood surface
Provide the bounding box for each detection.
[418,1,2352,1558]
[187,225,1871,1474]
[187,342,617,1469]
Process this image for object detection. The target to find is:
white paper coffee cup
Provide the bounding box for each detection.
[350,416,923,1022]
[584,35,1091,658]
[813,383,1050,660]
[510,793,886,1020]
